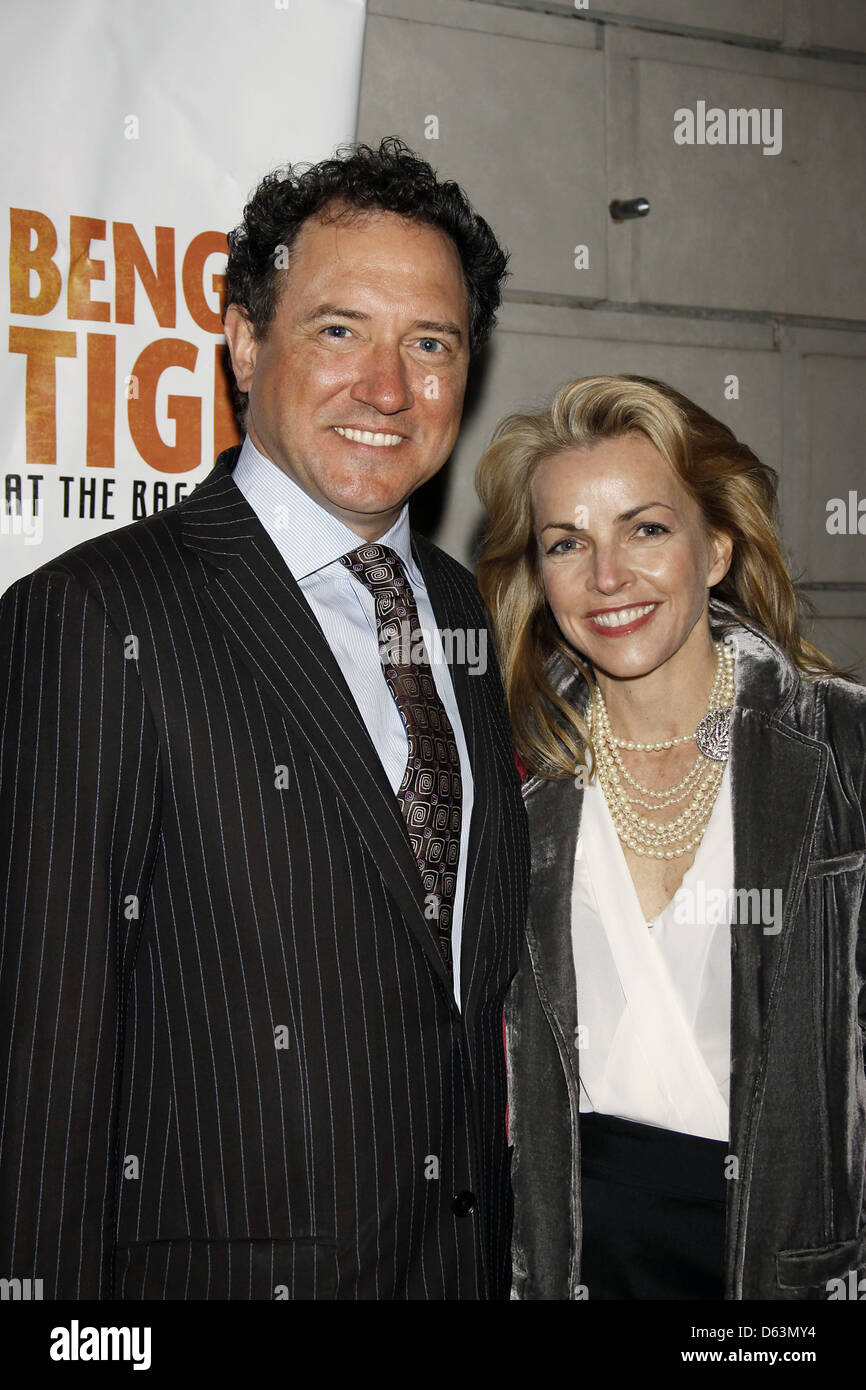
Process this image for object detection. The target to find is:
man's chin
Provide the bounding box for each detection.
[316,489,409,535]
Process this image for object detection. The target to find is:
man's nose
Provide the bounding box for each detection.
[349,344,415,415]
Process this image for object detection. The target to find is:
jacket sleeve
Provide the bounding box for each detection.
[835,682,866,1086]
[504,943,529,1300]
[859,749,866,1087]
[0,568,161,1298]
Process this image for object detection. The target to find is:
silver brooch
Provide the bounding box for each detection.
[696,709,732,762]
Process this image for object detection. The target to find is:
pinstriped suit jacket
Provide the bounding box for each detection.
[0,446,529,1300]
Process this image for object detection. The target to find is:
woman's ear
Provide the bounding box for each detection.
[707,529,734,588]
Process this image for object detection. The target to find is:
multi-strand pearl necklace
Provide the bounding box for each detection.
[587,640,735,859]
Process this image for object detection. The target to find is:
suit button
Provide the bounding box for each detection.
[452,1190,476,1217]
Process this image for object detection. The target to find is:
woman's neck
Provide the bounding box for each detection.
[592,623,720,744]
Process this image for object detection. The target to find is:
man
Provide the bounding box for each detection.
[0,139,529,1299]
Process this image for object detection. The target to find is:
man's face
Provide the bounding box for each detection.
[223,209,472,540]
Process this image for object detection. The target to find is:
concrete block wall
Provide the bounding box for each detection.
[356,0,866,677]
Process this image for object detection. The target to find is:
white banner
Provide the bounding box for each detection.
[1,0,366,591]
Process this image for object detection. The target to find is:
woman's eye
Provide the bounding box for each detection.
[547,536,580,555]
[635,523,669,539]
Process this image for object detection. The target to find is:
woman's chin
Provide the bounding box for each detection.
[571,632,671,682]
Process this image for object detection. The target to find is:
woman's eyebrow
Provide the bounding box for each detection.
[540,502,676,534]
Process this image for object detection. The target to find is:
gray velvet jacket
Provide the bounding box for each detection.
[506,606,866,1300]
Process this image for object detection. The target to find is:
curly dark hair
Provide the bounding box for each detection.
[224,136,509,358]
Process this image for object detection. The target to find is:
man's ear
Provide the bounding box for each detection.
[707,528,734,588]
[223,304,257,395]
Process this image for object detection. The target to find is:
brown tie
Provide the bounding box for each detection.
[339,543,462,966]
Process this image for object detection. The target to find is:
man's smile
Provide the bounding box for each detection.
[332,426,406,447]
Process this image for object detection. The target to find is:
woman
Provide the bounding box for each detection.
[476,375,866,1300]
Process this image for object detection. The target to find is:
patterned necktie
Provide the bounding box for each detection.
[339,543,462,966]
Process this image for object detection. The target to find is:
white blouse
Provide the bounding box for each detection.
[572,760,733,1142]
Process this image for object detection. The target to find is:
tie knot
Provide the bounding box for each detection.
[339,543,408,593]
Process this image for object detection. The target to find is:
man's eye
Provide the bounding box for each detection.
[417,338,445,354]
[322,325,352,339]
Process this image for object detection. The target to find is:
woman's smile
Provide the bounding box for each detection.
[585,601,660,636]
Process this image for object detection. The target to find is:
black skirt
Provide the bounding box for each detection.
[579,1110,728,1300]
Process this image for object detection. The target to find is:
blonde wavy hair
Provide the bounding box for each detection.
[475,374,846,780]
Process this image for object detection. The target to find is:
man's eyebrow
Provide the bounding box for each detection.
[300,305,463,340]
[540,502,676,534]
[301,304,370,325]
[414,319,464,340]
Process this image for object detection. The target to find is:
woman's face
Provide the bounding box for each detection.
[530,433,732,682]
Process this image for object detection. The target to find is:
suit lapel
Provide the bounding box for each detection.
[180,453,454,998]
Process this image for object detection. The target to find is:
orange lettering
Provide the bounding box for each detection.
[182,231,228,334]
[68,215,110,322]
[9,208,62,316]
[86,333,116,469]
[8,326,77,464]
[114,223,176,328]
[128,338,200,474]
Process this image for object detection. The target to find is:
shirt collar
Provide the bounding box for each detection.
[231,434,420,585]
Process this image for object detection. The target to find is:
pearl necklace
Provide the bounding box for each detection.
[596,642,729,801]
[588,641,735,859]
[607,641,731,753]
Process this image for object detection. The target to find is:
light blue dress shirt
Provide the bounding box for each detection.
[232,435,474,1008]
